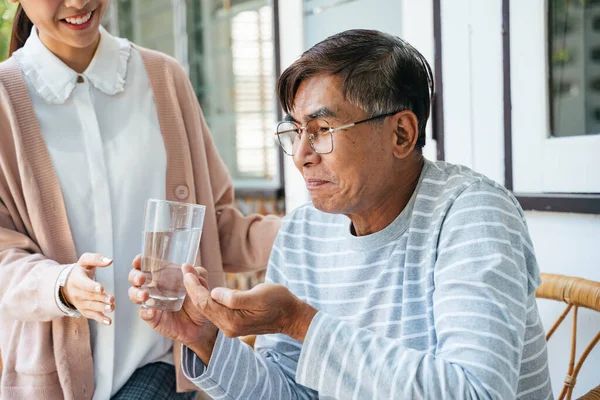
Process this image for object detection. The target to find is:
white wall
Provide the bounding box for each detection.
[278,0,310,213]
[401,0,437,163]
[528,212,600,398]
[438,0,600,397]
[303,0,402,48]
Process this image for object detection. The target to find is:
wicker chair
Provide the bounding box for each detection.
[536,273,600,400]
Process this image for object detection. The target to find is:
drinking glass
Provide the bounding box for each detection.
[141,199,205,311]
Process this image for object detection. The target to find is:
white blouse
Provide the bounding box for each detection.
[14,26,172,399]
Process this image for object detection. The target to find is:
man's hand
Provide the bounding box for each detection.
[128,255,219,364]
[183,278,318,343]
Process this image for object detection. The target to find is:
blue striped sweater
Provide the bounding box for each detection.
[183,160,552,400]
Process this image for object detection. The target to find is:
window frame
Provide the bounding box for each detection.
[432,0,446,161]
[231,0,285,199]
[502,0,600,214]
[108,0,285,199]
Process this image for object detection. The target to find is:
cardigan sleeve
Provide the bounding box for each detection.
[0,78,67,322]
[0,196,67,321]
[168,58,281,273]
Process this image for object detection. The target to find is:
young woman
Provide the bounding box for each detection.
[0,1,280,399]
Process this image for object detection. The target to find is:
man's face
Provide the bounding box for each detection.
[290,75,398,216]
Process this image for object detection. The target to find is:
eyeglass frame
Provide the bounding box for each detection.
[275,111,399,156]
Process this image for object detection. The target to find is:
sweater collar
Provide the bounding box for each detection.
[13,26,131,104]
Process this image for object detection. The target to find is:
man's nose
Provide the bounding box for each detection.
[293,130,320,168]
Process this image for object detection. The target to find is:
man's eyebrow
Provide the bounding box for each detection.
[307,107,337,120]
[284,114,298,123]
[285,107,337,123]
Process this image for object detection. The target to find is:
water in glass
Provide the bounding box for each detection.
[141,199,205,311]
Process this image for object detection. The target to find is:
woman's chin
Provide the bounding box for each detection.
[60,29,101,50]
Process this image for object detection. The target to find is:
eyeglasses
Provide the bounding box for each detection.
[275,112,398,156]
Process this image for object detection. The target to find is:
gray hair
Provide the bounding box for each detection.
[277,29,434,148]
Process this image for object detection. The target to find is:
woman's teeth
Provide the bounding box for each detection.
[65,11,92,25]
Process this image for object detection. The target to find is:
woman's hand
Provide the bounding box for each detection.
[62,253,115,325]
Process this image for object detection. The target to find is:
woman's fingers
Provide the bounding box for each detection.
[65,269,115,324]
[87,279,104,295]
[84,310,112,326]
[80,300,114,314]
[64,267,104,305]
[67,269,103,294]
[77,253,113,269]
[70,288,113,304]
[102,294,114,304]
[73,290,115,325]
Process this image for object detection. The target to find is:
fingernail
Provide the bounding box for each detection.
[199,298,207,309]
[103,319,110,325]
[184,272,196,285]
[137,291,143,299]
[211,288,224,301]
[104,296,111,303]
[146,309,153,316]
[105,304,111,311]
[95,285,101,293]
[102,257,112,263]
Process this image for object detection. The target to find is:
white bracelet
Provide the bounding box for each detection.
[55,264,82,318]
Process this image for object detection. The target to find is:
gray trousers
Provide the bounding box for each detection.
[111,362,206,400]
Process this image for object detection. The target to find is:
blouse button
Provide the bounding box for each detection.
[175,185,189,200]
[77,75,84,84]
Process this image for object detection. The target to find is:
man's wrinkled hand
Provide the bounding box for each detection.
[183,278,318,343]
[128,255,219,354]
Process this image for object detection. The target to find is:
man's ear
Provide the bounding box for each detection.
[391,111,419,159]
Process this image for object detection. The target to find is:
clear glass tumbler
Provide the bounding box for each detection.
[141,199,205,311]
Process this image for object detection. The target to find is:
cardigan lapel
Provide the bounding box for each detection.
[0,59,77,264]
[137,47,196,205]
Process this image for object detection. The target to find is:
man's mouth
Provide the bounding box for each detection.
[306,179,330,188]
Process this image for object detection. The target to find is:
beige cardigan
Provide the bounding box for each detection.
[0,46,280,399]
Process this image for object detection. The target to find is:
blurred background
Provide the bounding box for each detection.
[1,0,600,397]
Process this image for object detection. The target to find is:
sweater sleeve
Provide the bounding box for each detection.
[182,332,318,400]
[169,58,281,273]
[0,198,66,321]
[181,239,318,399]
[293,182,542,400]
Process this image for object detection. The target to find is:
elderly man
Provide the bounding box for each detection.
[128,29,552,399]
